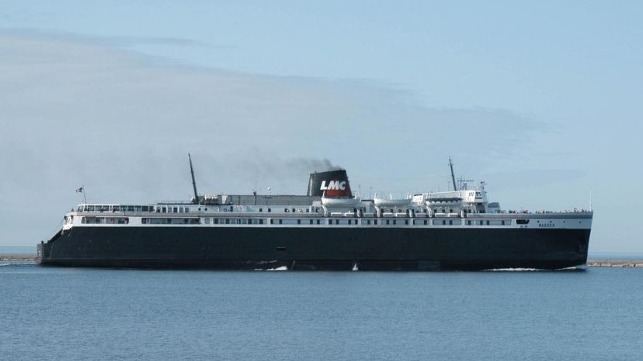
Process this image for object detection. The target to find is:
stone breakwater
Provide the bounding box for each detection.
[1,254,37,264]
[586,260,643,268]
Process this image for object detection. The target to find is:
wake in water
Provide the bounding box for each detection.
[485,266,586,272]
[266,266,289,271]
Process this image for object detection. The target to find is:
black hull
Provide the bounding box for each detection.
[38,226,590,271]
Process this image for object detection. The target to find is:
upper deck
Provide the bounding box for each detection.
[63,198,593,232]
[62,165,592,231]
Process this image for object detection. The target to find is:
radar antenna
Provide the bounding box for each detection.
[449,157,457,191]
[188,153,200,204]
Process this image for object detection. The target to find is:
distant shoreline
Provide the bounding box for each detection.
[2,254,643,268]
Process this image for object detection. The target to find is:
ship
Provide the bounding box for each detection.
[37,156,593,270]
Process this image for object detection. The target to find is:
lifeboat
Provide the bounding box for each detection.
[373,194,411,207]
[321,195,362,207]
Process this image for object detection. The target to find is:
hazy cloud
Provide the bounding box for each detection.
[0,31,549,243]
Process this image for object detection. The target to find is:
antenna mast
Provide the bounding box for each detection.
[188,153,200,204]
[449,157,457,191]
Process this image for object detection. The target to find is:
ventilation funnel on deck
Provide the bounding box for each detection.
[307,170,353,197]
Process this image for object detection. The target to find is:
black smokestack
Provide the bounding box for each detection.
[307,169,352,197]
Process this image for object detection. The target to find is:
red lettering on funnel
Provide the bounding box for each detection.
[320,180,352,197]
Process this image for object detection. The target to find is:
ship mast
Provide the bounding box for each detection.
[188,153,200,204]
[449,157,457,191]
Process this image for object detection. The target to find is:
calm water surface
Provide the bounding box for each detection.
[2,265,642,360]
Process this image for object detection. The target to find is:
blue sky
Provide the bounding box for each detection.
[1,1,642,253]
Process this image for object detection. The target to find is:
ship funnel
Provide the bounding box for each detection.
[307,169,353,197]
